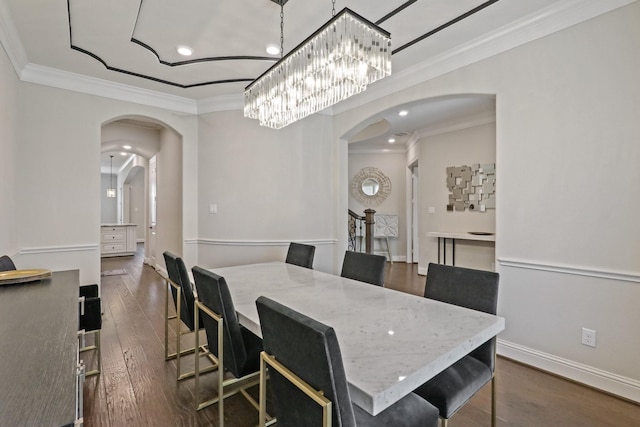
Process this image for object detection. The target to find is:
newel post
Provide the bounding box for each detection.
[364,209,376,254]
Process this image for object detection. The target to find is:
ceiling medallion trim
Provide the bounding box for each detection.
[66,0,503,91]
[393,0,500,55]
[66,0,256,89]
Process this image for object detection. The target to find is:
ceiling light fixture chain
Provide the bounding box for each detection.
[332,0,336,16]
[280,0,284,58]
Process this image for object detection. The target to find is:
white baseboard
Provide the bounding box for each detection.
[498,339,640,403]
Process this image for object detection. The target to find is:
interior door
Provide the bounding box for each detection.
[412,166,419,263]
[148,156,157,267]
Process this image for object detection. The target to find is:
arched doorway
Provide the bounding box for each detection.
[100,116,183,269]
[340,94,496,272]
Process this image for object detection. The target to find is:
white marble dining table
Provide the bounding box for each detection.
[209,261,505,416]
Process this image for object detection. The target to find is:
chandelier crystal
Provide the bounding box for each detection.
[244,8,391,129]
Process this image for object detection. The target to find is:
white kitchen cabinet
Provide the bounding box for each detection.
[100,224,137,257]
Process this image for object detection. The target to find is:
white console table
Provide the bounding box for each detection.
[427,231,495,266]
[101,224,137,257]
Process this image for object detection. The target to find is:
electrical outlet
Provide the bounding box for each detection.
[582,328,596,347]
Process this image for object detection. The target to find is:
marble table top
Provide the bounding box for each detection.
[210,261,505,416]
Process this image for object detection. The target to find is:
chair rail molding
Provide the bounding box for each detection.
[186,238,337,247]
[20,244,99,254]
[497,257,640,283]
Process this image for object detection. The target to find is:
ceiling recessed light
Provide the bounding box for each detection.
[120,152,127,156]
[398,110,408,116]
[388,138,396,143]
[266,44,280,56]
[177,46,193,56]
[122,145,132,150]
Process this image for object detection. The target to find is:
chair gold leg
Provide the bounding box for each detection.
[194,301,273,426]
[81,329,101,377]
[491,375,496,427]
[259,355,267,427]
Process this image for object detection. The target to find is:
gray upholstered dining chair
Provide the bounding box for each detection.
[255,296,439,427]
[413,263,500,427]
[0,255,16,272]
[191,266,272,426]
[163,251,217,381]
[285,242,316,269]
[340,250,387,286]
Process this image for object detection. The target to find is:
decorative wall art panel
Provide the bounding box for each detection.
[373,214,399,237]
[446,163,496,212]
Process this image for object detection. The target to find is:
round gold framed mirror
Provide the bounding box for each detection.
[351,167,391,206]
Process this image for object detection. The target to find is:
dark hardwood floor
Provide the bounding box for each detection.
[85,247,640,426]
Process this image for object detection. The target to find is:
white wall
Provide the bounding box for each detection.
[419,122,496,271]
[195,110,337,273]
[332,3,640,401]
[155,127,183,269]
[0,42,20,258]
[348,152,407,261]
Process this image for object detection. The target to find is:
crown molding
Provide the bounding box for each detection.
[415,109,496,140]
[332,0,638,115]
[20,63,198,114]
[196,93,244,114]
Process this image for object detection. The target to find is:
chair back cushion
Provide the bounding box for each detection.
[340,251,386,286]
[424,263,499,370]
[163,251,197,330]
[256,296,356,427]
[79,284,102,331]
[285,242,316,269]
[192,266,249,378]
[0,255,16,272]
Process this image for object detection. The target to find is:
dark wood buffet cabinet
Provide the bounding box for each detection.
[0,270,84,426]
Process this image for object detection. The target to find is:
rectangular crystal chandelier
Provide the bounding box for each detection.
[244,8,391,129]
